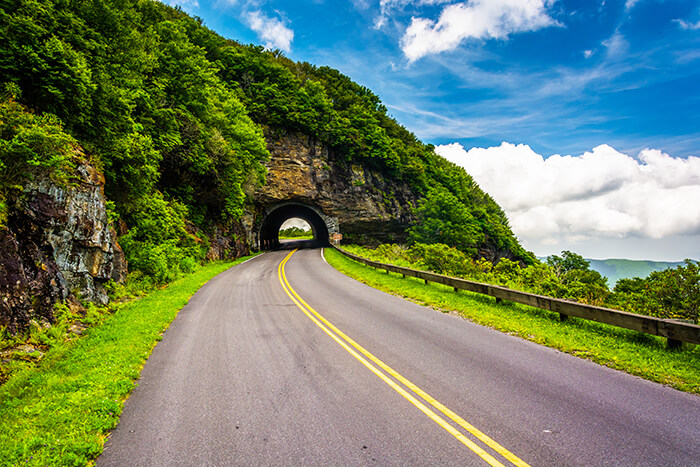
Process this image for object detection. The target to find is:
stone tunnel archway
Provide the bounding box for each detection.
[258,202,338,250]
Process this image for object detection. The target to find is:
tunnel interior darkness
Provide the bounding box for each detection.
[259,204,330,250]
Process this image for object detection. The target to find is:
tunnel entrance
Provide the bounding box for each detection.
[259,203,332,250]
[279,218,313,239]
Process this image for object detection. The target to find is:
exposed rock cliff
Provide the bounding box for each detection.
[202,222,251,262]
[0,159,126,332]
[250,128,418,246]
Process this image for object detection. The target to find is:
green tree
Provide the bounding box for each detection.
[546,251,609,305]
[644,261,700,323]
[607,277,648,314]
[408,189,484,255]
[608,261,699,323]
[547,250,591,277]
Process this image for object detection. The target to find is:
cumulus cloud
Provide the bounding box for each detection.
[246,10,294,52]
[435,142,700,255]
[400,0,559,61]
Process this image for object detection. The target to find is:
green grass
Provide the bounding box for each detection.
[0,254,258,466]
[279,234,313,240]
[325,248,700,395]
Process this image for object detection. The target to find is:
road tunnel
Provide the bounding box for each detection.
[259,203,331,250]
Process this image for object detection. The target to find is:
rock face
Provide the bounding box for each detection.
[249,128,418,246]
[0,159,126,332]
[203,222,251,262]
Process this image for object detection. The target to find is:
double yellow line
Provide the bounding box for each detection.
[278,249,530,467]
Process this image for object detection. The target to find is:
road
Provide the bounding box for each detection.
[99,248,700,466]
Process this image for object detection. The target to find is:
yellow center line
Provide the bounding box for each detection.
[278,249,530,467]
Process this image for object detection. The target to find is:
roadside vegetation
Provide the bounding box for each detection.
[324,247,700,394]
[0,254,257,466]
[340,243,699,324]
[278,226,313,240]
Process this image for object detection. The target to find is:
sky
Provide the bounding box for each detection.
[160,0,700,261]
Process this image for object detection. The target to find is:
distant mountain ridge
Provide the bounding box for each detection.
[587,259,687,288]
[536,257,688,287]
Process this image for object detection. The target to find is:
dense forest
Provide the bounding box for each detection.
[0,0,531,286]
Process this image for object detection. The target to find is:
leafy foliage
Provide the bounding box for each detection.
[547,251,609,306]
[0,89,77,226]
[0,0,268,282]
[344,243,700,323]
[547,250,591,277]
[408,189,483,255]
[1,0,531,281]
[346,244,700,322]
[610,260,700,323]
[278,226,312,239]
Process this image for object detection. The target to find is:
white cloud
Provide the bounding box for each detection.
[624,0,640,10]
[246,10,294,52]
[435,142,700,258]
[674,18,700,30]
[378,0,454,16]
[351,0,371,10]
[280,217,311,230]
[400,0,559,62]
[601,31,629,58]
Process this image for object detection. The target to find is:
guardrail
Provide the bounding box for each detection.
[331,245,700,348]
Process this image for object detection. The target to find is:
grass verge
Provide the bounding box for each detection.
[0,254,259,466]
[325,248,700,395]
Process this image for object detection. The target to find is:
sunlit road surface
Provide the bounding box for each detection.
[99,248,700,466]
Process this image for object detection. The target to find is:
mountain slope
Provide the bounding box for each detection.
[0,0,533,328]
[588,259,687,287]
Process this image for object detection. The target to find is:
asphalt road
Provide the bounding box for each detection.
[99,248,700,466]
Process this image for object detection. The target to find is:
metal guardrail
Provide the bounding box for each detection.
[331,245,700,348]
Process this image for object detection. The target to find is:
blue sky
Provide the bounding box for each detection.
[162,0,700,261]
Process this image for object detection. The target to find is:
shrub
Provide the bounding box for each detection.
[409,243,471,276]
[492,258,521,284]
[642,261,699,323]
[374,244,411,263]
